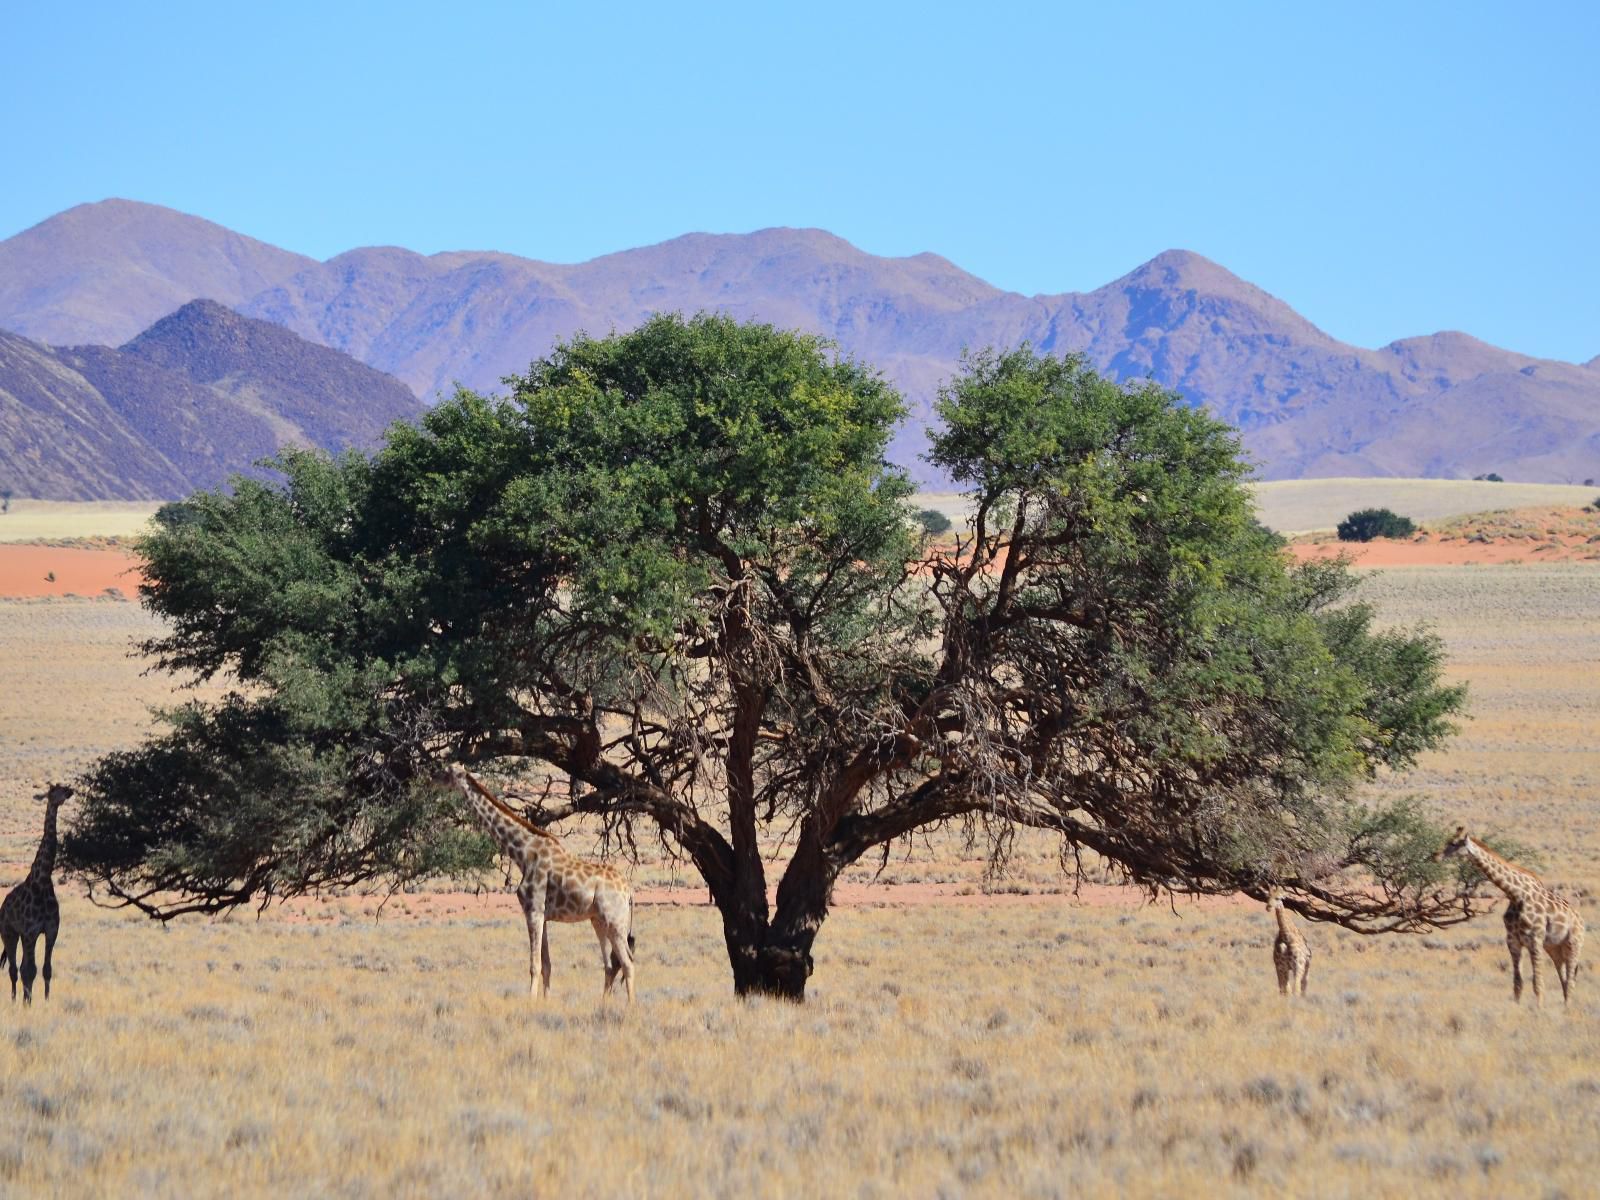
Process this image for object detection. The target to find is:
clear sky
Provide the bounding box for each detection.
[3,1,1596,361]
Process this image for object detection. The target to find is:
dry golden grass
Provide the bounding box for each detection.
[2,897,1597,1197]
[917,478,1599,540]
[0,501,163,545]
[0,562,1598,1197]
[1247,478,1597,536]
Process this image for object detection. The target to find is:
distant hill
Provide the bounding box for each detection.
[0,200,314,347]
[3,199,1600,485]
[0,302,421,500]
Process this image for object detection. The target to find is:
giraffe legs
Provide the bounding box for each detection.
[593,916,617,997]
[40,921,59,1001]
[516,881,548,1000]
[1298,956,1311,997]
[18,935,38,1006]
[1507,931,1525,1003]
[1,929,16,1001]
[1528,936,1545,1008]
[540,925,552,995]
[610,931,635,1004]
[592,912,634,1003]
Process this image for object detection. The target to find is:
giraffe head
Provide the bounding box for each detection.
[1265,887,1284,913]
[1433,825,1471,862]
[32,783,73,810]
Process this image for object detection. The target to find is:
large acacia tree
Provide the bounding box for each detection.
[67,315,1479,999]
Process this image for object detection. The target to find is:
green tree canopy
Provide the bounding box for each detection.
[66,319,1479,999]
[1337,507,1417,542]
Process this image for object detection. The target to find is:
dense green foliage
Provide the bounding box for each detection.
[67,319,1479,995]
[1337,507,1418,542]
[915,507,953,536]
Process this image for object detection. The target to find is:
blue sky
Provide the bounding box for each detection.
[4,2,1597,360]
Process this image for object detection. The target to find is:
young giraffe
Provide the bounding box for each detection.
[1267,889,1311,997]
[0,783,73,1004]
[1436,826,1585,1007]
[440,766,635,1002]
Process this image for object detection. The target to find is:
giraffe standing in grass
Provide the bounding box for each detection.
[0,784,73,1004]
[1268,889,1311,997]
[439,766,635,1002]
[1436,826,1585,1006]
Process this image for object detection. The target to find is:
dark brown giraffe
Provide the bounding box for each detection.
[1,783,73,1004]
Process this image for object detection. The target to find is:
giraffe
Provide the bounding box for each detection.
[1436,825,1585,1007]
[1267,889,1311,997]
[0,783,73,1004]
[439,765,635,1002]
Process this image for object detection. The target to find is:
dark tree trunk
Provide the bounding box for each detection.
[718,825,834,1001]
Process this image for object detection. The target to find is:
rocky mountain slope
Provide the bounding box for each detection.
[0,302,421,500]
[3,200,1598,485]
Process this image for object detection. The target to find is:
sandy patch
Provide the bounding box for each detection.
[1290,537,1600,567]
[82,880,1254,926]
[0,545,144,598]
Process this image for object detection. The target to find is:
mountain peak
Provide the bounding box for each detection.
[1117,248,1247,292]
[0,201,315,348]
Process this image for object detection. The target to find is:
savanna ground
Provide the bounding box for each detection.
[0,495,1598,1196]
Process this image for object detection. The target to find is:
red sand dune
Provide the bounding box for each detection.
[3,534,1595,602]
[0,545,145,598]
[1289,538,1598,566]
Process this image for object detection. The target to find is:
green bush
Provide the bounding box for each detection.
[1337,508,1417,542]
[915,507,953,536]
[1473,473,1503,482]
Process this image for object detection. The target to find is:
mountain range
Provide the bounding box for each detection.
[2,199,1598,491]
[0,300,421,500]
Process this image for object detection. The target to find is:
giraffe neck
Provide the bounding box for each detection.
[27,802,60,884]
[450,775,538,869]
[1465,839,1540,903]
[1274,905,1296,938]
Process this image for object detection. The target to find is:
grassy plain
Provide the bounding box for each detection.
[916,479,1599,539]
[0,500,163,545]
[0,557,1598,1195]
[1248,478,1597,536]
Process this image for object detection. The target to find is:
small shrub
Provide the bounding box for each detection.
[1473,473,1503,482]
[1336,508,1417,542]
[915,507,953,536]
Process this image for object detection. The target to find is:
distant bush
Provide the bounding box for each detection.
[1473,473,1504,482]
[915,507,953,536]
[1337,508,1417,542]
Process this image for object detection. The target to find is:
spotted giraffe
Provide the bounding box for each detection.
[440,766,635,1002]
[0,784,73,1004]
[1267,889,1311,997]
[1436,826,1584,1006]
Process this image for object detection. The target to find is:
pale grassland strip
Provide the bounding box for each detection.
[0,500,164,544]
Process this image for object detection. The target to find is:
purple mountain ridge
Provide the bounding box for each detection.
[3,199,1598,486]
[0,300,421,499]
